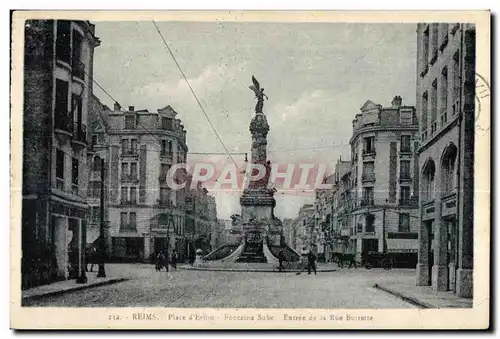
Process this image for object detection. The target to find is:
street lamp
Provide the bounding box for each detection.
[97,156,106,278]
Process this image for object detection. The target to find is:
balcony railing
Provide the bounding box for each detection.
[160,152,173,160]
[362,149,376,157]
[361,174,375,183]
[72,59,85,80]
[360,198,374,207]
[121,149,138,157]
[399,172,412,181]
[398,198,414,206]
[421,128,428,142]
[121,174,138,183]
[431,120,437,134]
[120,224,137,232]
[73,123,86,144]
[400,146,411,153]
[55,112,73,134]
[120,199,138,206]
[56,177,64,190]
[440,109,448,127]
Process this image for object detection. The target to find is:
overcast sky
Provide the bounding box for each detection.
[92,21,417,220]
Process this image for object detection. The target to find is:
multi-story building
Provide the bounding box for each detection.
[415,23,475,298]
[282,218,295,251]
[86,95,111,256]
[290,204,315,253]
[312,174,335,262]
[331,158,354,254]
[22,20,100,288]
[104,104,188,262]
[348,96,419,260]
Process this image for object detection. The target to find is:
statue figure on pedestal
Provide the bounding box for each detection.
[249,75,268,114]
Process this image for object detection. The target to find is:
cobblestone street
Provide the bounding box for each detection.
[26,264,416,308]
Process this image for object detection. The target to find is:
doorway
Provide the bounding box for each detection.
[426,220,434,286]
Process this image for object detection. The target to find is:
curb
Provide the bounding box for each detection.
[373,283,435,309]
[22,278,129,304]
[179,267,338,273]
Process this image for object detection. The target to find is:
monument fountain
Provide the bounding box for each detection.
[201,76,301,267]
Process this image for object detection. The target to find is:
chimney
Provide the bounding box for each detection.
[114,102,121,111]
[391,96,402,108]
[128,106,135,112]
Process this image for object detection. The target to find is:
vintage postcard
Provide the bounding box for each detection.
[10,10,490,329]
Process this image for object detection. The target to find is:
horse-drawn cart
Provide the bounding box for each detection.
[362,251,393,270]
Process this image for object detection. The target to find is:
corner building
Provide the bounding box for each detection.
[349,96,419,261]
[22,20,100,287]
[105,104,188,262]
[415,23,475,298]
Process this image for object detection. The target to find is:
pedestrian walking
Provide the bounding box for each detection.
[170,249,178,271]
[307,250,317,275]
[278,250,286,272]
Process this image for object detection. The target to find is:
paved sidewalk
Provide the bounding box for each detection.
[374,275,473,309]
[179,262,339,273]
[22,272,128,305]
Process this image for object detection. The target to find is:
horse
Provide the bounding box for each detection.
[85,245,99,272]
[331,252,358,269]
[155,251,169,272]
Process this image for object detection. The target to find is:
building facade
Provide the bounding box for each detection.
[348,96,420,260]
[104,104,188,262]
[22,20,100,288]
[289,204,315,253]
[415,23,475,298]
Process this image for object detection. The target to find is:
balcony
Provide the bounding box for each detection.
[157,199,174,208]
[399,172,412,183]
[440,109,448,128]
[431,120,437,134]
[400,146,412,154]
[360,198,374,207]
[160,152,173,162]
[421,128,428,142]
[422,200,435,221]
[72,59,85,81]
[121,149,138,157]
[121,174,139,183]
[452,99,460,115]
[362,149,376,158]
[56,177,64,191]
[120,199,138,206]
[71,123,87,148]
[399,197,417,207]
[361,174,375,183]
[54,113,73,138]
[120,224,137,233]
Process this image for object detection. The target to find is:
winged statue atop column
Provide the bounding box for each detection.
[249,75,268,114]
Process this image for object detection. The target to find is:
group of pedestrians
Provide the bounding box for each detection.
[277,248,317,275]
[155,248,179,272]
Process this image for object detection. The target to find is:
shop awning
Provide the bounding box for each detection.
[386,239,418,253]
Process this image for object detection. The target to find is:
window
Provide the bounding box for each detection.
[363,137,375,154]
[398,213,410,232]
[421,26,429,74]
[161,140,167,156]
[365,214,375,233]
[121,187,128,203]
[55,79,70,131]
[130,187,137,204]
[120,212,127,227]
[131,139,137,154]
[71,30,84,79]
[362,162,375,182]
[400,109,412,125]
[130,163,138,179]
[72,158,79,184]
[89,181,100,198]
[162,117,173,130]
[430,24,438,64]
[56,149,65,190]
[129,212,136,227]
[91,135,98,147]
[71,93,82,127]
[421,91,428,139]
[400,160,411,179]
[160,163,170,181]
[452,50,460,115]
[92,157,101,172]
[56,20,71,63]
[401,135,411,152]
[90,206,100,222]
[122,139,129,154]
[125,115,135,129]
[121,163,129,177]
[160,187,169,205]
[440,67,448,127]
[362,187,374,206]
[430,79,438,133]
[400,186,411,204]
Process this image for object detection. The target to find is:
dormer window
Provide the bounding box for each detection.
[162,117,173,130]
[125,115,135,129]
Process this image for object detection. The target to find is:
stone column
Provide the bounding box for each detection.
[448,219,457,292]
[456,28,475,299]
[143,235,151,262]
[416,219,430,286]
[432,199,448,291]
[53,216,68,279]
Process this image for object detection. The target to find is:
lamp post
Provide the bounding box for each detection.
[97,156,106,278]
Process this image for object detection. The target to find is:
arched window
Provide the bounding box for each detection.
[441,144,458,196]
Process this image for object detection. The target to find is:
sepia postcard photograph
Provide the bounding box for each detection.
[9,10,490,330]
